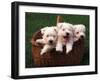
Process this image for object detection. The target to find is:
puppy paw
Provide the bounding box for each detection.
[66,47,72,54]
[40,51,45,55]
[36,39,41,43]
[40,49,46,55]
[40,52,44,55]
[56,47,63,52]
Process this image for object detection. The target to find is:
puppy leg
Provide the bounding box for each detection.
[41,45,51,55]
[56,42,63,52]
[36,39,44,44]
[66,39,74,54]
[66,43,73,54]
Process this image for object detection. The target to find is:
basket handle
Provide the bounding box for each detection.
[56,15,63,26]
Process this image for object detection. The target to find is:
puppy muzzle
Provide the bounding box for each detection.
[79,35,85,40]
[48,40,54,45]
[63,32,70,39]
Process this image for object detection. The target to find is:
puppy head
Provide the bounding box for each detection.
[73,24,86,41]
[41,26,58,44]
[57,22,74,40]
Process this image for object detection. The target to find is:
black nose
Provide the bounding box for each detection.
[66,32,69,36]
[80,35,84,38]
[49,40,53,44]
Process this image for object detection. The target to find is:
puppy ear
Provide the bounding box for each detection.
[78,24,86,32]
[41,27,48,34]
[72,25,76,33]
[53,27,58,33]
[81,24,86,32]
[73,25,77,29]
[69,24,74,31]
[57,23,63,29]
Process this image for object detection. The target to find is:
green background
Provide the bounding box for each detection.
[25,12,89,68]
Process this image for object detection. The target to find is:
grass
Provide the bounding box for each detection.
[25,12,89,68]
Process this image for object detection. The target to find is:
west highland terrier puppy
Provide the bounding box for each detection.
[73,24,86,42]
[56,22,74,54]
[36,26,58,55]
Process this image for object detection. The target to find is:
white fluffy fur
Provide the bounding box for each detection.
[73,24,86,42]
[36,23,86,55]
[36,26,58,55]
[56,22,74,54]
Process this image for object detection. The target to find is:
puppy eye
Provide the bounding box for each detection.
[53,35,55,38]
[47,35,49,37]
[76,32,79,34]
[63,29,65,31]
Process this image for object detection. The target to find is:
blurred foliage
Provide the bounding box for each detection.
[25,12,89,68]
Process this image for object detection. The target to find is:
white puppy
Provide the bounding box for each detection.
[73,24,86,42]
[36,26,58,55]
[56,22,74,54]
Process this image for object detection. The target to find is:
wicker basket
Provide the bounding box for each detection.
[31,30,85,67]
